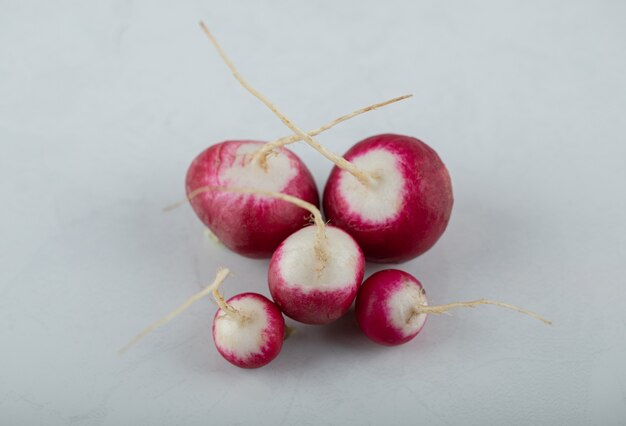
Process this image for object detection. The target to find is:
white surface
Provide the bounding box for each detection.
[338,148,404,222]
[214,296,269,360]
[388,280,428,337]
[1,1,625,425]
[279,226,360,290]
[221,142,297,191]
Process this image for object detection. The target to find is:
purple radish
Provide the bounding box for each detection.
[324,134,453,263]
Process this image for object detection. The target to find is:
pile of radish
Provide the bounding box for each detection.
[121,23,550,368]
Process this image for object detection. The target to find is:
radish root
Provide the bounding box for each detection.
[211,273,250,324]
[413,298,552,325]
[204,228,221,244]
[172,185,328,273]
[254,94,413,170]
[284,325,296,340]
[199,21,377,188]
[119,267,244,354]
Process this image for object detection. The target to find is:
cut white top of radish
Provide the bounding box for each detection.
[214,297,268,358]
[279,226,360,291]
[337,148,404,223]
[388,283,428,337]
[221,143,297,191]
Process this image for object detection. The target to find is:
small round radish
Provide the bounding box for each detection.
[213,291,284,369]
[355,269,551,346]
[186,140,318,258]
[323,134,454,263]
[120,268,286,369]
[355,269,428,346]
[269,225,365,324]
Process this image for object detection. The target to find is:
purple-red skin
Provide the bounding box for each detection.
[268,226,365,325]
[323,134,453,263]
[212,292,285,369]
[355,269,428,346]
[186,140,319,258]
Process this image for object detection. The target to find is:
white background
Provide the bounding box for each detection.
[2,1,625,425]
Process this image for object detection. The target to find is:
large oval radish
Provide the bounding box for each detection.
[186,140,318,258]
[323,134,454,263]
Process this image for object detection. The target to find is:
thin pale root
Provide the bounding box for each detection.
[414,298,552,325]
[204,228,221,244]
[119,267,244,355]
[254,94,413,170]
[199,21,375,187]
[284,325,296,340]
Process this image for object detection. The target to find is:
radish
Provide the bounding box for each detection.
[186,140,318,258]
[355,269,429,346]
[323,134,454,263]
[268,224,365,325]
[212,291,285,369]
[120,268,286,369]
[182,184,366,325]
[355,269,551,346]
